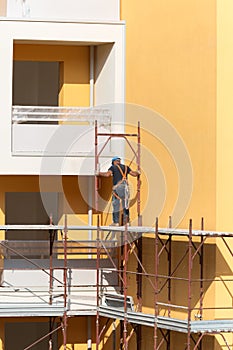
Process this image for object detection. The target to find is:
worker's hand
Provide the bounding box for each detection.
[95,170,100,176]
[137,170,141,176]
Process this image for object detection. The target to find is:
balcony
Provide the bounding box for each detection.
[0,16,125,175]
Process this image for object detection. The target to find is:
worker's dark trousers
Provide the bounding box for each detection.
[112,183,129,224]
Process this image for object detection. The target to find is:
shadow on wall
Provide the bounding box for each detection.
[170,330,214,350]
[91,320,215,350]
[98,317,137,350]
[128,236,222,321]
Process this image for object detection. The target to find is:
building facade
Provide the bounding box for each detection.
[0,0,233,349]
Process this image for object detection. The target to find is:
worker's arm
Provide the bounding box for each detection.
[129,170,140,177]
[98,170,112,177]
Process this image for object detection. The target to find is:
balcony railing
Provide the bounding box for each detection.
[12,106,111,125]
[1,240,117,260]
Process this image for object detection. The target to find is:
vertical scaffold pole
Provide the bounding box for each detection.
[199,217,204,350]
[123,224,128,350]
[49,215,53,349]
[136,122,142,349]
[137,121,141,224]
[168,216,172,318]
[120,231,124,350]
[167,217,172,350]
[95,121,99,217]
[154,217,159,350]
[49,214,54,306]
[96,216,100,350]
[62,214,68,350]
[200,218,204,320]
[187,219,193,350]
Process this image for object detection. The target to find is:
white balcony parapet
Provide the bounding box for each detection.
[2,0,120,22]
[12,106,111,125]
[11,106,112,157]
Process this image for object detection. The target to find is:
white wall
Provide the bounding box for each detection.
[6,0,120,21]
[2,267,118,312]
[12,124,111,157]
[95,43,126,161]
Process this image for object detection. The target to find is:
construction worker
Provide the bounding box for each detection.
[97,156,140,225]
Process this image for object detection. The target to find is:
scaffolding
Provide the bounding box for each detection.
[93,121,233,349]
[96,221,233,350]
[0,220,119,349]
[95,121,143,349]
[0,124,233,349]
[1,221,233,349]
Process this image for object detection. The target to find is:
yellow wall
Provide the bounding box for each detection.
[216,2,233,348]
[62,316,96,350]
[0,175,89,226]
[0,316,99,350]
[14,44,90,107]
[120,1,233,348]
[122,0,216,230]
[0,176,41,240]
[216,0,233,231]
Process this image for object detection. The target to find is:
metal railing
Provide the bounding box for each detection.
[1,239,117,259]
[12,106,111,125]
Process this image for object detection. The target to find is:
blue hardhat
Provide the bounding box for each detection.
[112,156,121,164]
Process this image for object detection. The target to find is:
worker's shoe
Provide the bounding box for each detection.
[110,222,119,226]
[123,218,130,225]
